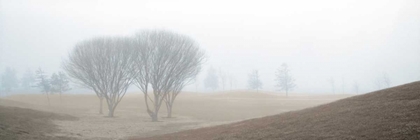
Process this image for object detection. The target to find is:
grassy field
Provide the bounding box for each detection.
[0,91,351,139]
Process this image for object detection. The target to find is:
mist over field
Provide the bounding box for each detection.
[0,1,420,140]
[1,0,419,94]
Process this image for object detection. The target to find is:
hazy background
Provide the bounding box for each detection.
[0,0,419,94]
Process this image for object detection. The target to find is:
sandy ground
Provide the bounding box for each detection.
[1,91,352,139]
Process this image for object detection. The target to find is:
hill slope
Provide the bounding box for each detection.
[0,100,78,140]
[136,81,420,140]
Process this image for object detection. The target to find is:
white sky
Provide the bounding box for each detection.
[0,0,419,94]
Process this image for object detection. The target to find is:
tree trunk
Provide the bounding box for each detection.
[152,104,159,121]
[108,107,114,117]
[151,113,158,121]
[167,106,172,118]
[152,107,159,121]
[151,94,160,122]
[99,97,103,114]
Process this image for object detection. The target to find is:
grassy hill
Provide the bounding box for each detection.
[0,100,77,140]
[136,81,420,140]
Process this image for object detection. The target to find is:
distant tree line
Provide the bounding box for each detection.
[0,67,70,100]
[0,67,18,94]
[203,63,297,96]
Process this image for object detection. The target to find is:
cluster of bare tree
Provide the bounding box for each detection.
[63,30,205,121]
[63,37,135,116]
[132,30,205,121]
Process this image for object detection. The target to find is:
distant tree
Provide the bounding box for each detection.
[1,67,19,94]
[353,81,359,94]
[275,63,296,96]
[21,68,36,90]
[228,73,235,91]
[35,68,51,106]
[382,73,391,88]
[50,73,58,95]
[374,72,391,90]
[248,70,262,92]
[63,37,136,117]
[218,68,227,91]
[374,77,383,90]
[50,72,71,100]
[328,77,335,94]
[204,67,219,91]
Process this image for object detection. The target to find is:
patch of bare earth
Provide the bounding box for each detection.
[136,81,420,140]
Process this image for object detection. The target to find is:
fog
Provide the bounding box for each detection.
[1,0,420,94]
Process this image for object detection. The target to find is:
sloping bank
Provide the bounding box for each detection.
[0,103,78,140]
[135,81,420,140]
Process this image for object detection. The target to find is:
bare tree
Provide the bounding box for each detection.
[63,37,136,117]
[50,72,71,100]
[382,73,391,88]
[132,30,205,121]
[275,63,296,96]
[374,77,383,90]
[374,72,391,90]
[35,68,51,106]
[204,67,219,91]
[248,70,262,93]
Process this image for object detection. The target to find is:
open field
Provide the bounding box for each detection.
[0,91,351,139]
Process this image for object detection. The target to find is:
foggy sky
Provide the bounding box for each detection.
[0,0,419,94]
